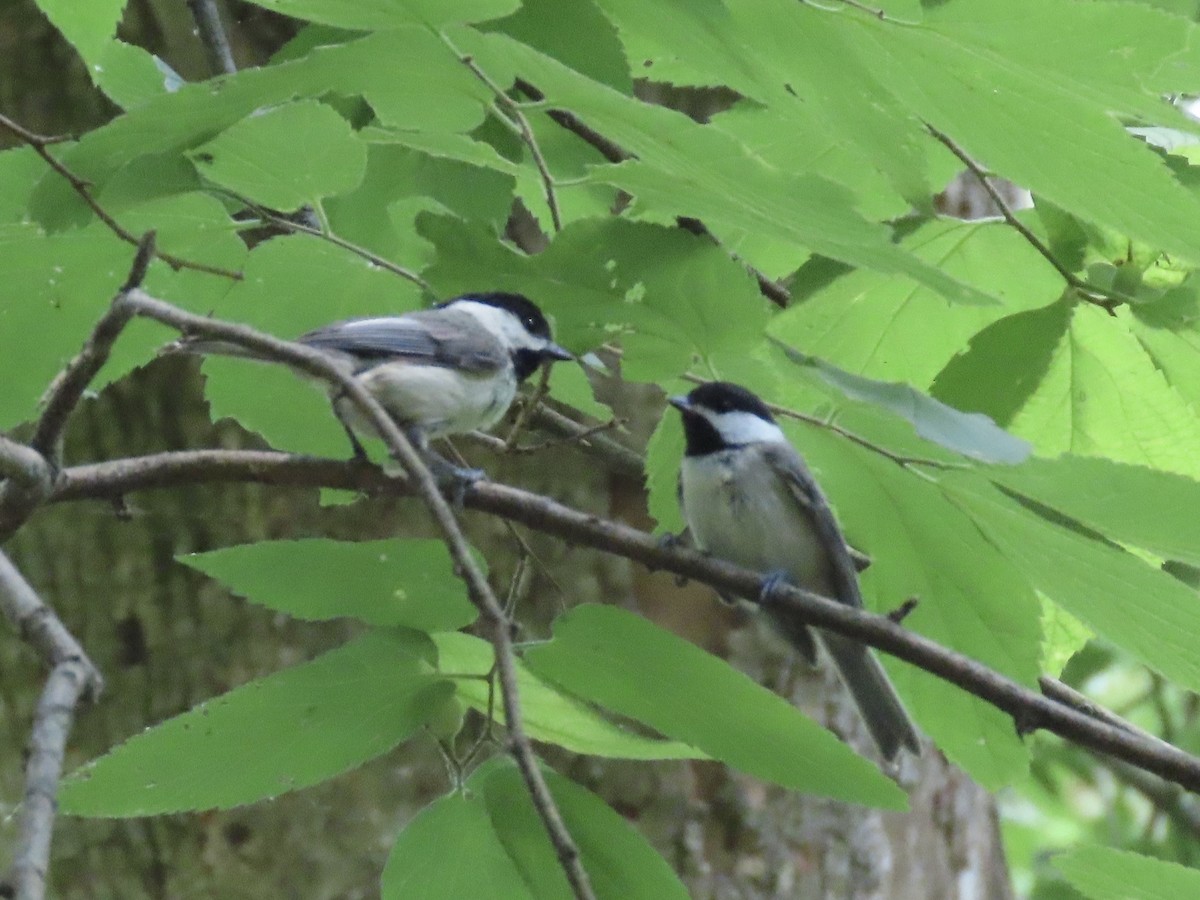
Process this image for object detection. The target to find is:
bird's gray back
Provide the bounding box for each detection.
[299,308,507,375]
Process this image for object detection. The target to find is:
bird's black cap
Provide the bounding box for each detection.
[674,381,776,422]
[448,292,553,341]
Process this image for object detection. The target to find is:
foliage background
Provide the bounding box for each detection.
[5,0,1200,897]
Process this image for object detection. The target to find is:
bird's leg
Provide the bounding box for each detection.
[403,428,486,507]
[757,570,791,606]
[331,395,370,462]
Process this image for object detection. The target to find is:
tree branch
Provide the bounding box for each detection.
[228,195,432,292]
[0,551,103,900]
[110,293,595,900]
[450,44,562,233]
[185,0,237,76]
[30,232,156,465]
[0,114,241,281]
[47,449,1200,794]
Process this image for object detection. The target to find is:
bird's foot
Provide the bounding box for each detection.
[757,570,791,606]
[426,455,486,507]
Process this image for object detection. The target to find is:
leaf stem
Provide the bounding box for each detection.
[925,124,1121,314]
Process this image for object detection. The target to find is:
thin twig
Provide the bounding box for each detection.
[31,233,157,466]
[46,448,1200,794]
[475,418,625,458]
[676,217,791,308]
[529,404,644,480]
[111,293,594,900]
[0,114,242,281]
[1095,755,1200,840]
[514,79,630,164]
[235,200,432,292]
[504,367,553,447]
[185,0,237,76]
[0,551,103,900]
[924,124,1119,313]
[829,0,888,18]
[450,44,562,232]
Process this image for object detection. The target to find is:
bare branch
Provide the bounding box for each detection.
[234,199,432,292]
[676,217,791,308]
[0,114,241,281]
[111,294,595,900]
[0,437,52,493]
[47,448,1200,794]
[529,404,644,480]
[30,233,156,465]
[186,0,237,76]
[452,48,562,233]
[0,551,103,900]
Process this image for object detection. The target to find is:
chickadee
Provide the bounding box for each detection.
[177,292,572,481]
[670,381,920,761]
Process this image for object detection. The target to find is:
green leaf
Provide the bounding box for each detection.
[457,28,995,306]
[1128,282,1200,416]
[0,224,132,430]
[488,0,632,92]
[773,340,1032,464]
[189,100,368,211]
[1055,845,1200,900]
[225,232,425,328]
[241,0,519,29]
[475,759,691,900]
[381,792,533,900]
[949,475,1200,694]
[643,399,685,534]
[524,604,906,808]
[34,0,124,62]
[92,40,175,110]
[201,356,351,457]
[991,456,1200,567]
[931,300,1072,428]
[1040,596,1092,678]
[1005,305,1200,478]
[0,149,43,223]
[180,539,480,630]
[769,219,1064,388]
[432,632,703,759]
[61,631,452,815]
[855,1,1200,264]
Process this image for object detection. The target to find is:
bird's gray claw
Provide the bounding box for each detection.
[658,532,685,551]
[433,465,486,508]
[757,571,789,606]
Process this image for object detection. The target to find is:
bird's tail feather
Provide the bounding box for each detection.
[822,632,921,761]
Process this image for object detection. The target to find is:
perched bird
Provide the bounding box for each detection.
[176,292,572,482]
[670,381,920,760]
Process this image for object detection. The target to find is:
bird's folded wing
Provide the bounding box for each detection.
[763,442,866,610]
[298,313,506,374]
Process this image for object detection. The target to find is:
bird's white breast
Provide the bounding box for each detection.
[680,448,833,592]
[345,363,517,439]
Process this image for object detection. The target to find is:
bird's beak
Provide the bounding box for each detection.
[542,343,574,362]
[668,395,692,413]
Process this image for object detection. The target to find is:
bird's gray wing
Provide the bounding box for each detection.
[761,442,865,610]
[762,442,921,758]
[298,310,507,374]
